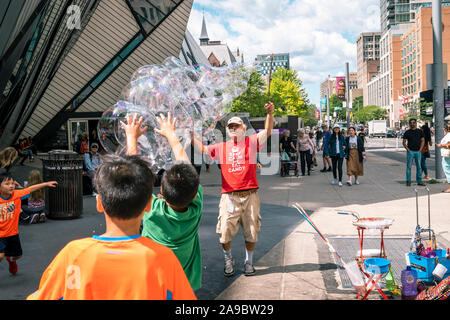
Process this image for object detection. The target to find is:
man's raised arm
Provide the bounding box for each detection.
[257,101,274,146]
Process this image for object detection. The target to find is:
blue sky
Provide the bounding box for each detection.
[187,0,380,107]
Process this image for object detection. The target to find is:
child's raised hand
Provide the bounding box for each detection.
[120,113,149,139]
[154,113,177,139]
[46,181,58,188]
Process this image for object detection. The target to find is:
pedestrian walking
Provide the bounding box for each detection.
[309,131,318,170]
[320,125,332,172]
[84,143,102,196]
[358,127,367,143]
[345,127,366,186]
[296,129,314,176]
[315,127,323,150]
[325,124,346,187]
[402,118,426,187]
[420,122,432,181]
[435,123,450,193]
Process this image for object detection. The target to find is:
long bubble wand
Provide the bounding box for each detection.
[293,203,344,264]
[267,53,274,101]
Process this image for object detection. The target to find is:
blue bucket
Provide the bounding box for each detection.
[364,258,391,274]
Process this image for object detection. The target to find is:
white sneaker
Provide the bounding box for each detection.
[331,179,336,185]
[355,180,360,185]
[347,180,352,186]
[338,181,343,187]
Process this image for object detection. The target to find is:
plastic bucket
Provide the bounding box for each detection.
[364,258,390,274]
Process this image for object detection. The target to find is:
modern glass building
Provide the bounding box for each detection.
[0,0,194,151]
[255,53,290,76]
[380,0,450,34]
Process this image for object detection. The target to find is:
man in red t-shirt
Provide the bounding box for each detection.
[193,102,274,277]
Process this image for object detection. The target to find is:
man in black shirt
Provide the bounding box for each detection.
[358,127,367,142]
[402,118,425,186]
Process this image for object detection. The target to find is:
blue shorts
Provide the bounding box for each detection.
[0,234,23,257]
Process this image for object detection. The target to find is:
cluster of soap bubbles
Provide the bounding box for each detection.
[98,56,256,171]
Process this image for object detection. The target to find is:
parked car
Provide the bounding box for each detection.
[386,129,396,138]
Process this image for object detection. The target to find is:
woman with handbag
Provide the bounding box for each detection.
[436,123,450,193]
[345,127,366,186]
[420,123,432,181]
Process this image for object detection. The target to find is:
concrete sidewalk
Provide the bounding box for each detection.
[197,148,450,300]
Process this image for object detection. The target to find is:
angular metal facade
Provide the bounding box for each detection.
[0,0,193,150]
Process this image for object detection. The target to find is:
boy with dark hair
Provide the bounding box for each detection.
[123,113,203,291]
[0,171,57,275]
[27,153,196,300]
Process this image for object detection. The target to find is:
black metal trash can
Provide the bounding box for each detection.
[41,150,84,219]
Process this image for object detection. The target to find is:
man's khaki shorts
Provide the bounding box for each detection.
[216,190,261,244]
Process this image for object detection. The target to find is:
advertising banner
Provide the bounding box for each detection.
[320,98,327,112]
[336,76,346,101]
[315,109,320,120]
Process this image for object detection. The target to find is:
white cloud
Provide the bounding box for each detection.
[187,0,380,105]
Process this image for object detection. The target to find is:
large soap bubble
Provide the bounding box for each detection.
[98,56,257,171]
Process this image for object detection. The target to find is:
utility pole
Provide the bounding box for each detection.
[345,62,350,129]
[327,74,330,128]
[433,0,445,179]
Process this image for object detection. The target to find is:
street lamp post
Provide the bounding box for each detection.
[327,75,330,127]
[432,0,445,179]
[346,62,350,129]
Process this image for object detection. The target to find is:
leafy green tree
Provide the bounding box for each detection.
[269,77,307,117]
[231,72,267,117]
[304,104,319,127]
[231,68,311,120]
[329,94,343,115]
[266,68,309,118]
[418,98,433,121]
[353,105,387,123]
[352,96,363,113]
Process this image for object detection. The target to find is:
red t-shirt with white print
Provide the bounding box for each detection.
[207,134,260,193]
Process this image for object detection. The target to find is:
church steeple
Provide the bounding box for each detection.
[199,12,209,46]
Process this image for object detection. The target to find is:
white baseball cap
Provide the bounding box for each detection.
[333,124,340,129]
[227,117,244,126]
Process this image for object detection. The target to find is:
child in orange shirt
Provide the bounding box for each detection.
[27,154,196,300]
[0,171,57,275]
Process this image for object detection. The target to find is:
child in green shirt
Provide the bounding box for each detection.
[122,113,203,291]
